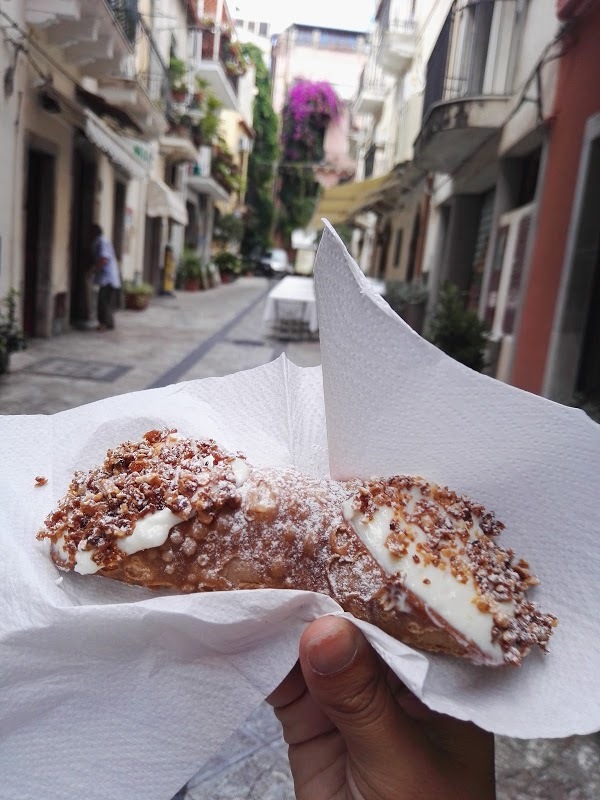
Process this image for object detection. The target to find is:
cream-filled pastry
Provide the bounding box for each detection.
[38,429,557,666]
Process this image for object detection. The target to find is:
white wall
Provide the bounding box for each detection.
[272,32,368,113]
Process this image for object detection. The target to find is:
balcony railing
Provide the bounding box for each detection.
[200,29,240,95]
[358,60,386,98]
[118,14,170,109]
[423,0,521,121]
[105,0,139,46]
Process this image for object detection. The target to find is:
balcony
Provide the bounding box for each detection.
[186,147,230,202]
[25,0,168,138]
[414,0,520,173]
[191,26,241,111]
[354,61,387,117]
[376,0,416,77]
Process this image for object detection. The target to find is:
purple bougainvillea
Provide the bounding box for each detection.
[281,79,340,163]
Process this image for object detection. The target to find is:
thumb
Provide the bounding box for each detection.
[299,616,436,795]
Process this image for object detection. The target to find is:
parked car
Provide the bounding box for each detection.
[258,248,291,277]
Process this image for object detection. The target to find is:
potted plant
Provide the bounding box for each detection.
[191,76,209,108]
[213,251,242,283]
[169,56,188,102]
[179,251,205,291]
[0,289,26,375]
[122,281,153,311]
[428,283,489,372]
[385,280,429,335]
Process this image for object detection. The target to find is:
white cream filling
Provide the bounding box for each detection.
[54,458,250,576]
[231,457,250,487]
[343,498,512,663]
[55,509,182,575]
[117,508,183,556]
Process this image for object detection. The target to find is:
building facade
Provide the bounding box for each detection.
[0,0,246,337]
[318,0,599,412]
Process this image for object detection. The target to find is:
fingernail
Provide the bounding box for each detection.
[306,618,358,676]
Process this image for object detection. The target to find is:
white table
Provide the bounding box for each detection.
[263,276,318,338]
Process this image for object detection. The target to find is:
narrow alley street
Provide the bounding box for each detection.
[0,278,320,415]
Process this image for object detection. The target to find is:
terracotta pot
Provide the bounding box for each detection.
[124,292,150,311]
[184,279,200,291]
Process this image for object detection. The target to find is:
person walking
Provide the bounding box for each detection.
[91,224,121,330]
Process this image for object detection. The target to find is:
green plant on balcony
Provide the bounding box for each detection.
[191,92,223,145]
[169,56,188,101]
[190,76,209,108]
[198,15,216,32]
[211,139,242,194]
[0,289,26,374]
[222,39,247,78]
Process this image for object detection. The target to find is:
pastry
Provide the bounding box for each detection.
[37,429,557,666]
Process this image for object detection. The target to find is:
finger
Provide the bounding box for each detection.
[266,661,305,709]
[299,616,437,791]
[267,661,335,745]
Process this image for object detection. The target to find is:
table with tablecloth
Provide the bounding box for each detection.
[263,276,318,338]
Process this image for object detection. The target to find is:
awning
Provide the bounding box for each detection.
[84,110,151,179]
[159,135,199,164]
[309,174,391,229]
[146,178,189,225]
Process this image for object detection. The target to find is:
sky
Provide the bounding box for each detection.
[231,0,376,34]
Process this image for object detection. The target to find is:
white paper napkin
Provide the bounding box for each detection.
[1,226,598,800]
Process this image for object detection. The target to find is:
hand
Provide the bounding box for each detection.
[267,616,496,800]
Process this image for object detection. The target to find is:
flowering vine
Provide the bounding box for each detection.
[277,80,340,240]
[281,80,340,163]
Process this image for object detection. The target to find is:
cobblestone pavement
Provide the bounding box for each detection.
[2,279,597,799]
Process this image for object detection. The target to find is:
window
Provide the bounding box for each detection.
[234,18,244,27]
[295,28,313,46]
[248,20,255,33]
[259,22,268,37]
[319,31,358,50]
[516,149,541,207]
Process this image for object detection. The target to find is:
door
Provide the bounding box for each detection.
[143,216,162,290]
[576,240,600,401]
[23,148,55,338]
[69,139,97,327]
[484,203,534,337]
[112,180,127,263]
[484,203,534,380]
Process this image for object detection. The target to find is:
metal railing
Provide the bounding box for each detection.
[378,0,416,34]
[423,0,521,121]
[358,59,386,97]
[105,0,139,46]
[105,3,170,110]
[200,29,239,95]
